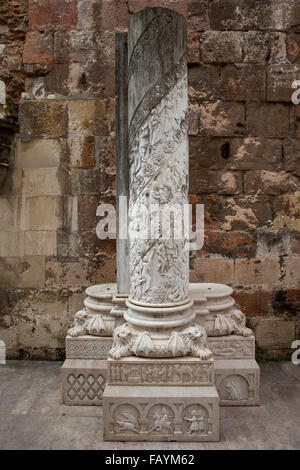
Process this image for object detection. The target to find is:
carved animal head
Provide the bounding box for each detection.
[114,324,134,345]
[231,310,245,324]
[74,309,89,325]
[183,325,204,342]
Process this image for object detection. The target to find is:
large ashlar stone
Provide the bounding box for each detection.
[103,384,219,442]
[62,359,106,406]
[25,196,64,231]
[62,284,117,405]
[22,167,69,196]
[24,230,57,256]
[214,359,260,406]
[15,138,62,168]
[0,256,46,288]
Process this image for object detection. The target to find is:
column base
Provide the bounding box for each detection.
[103,356,219,442]
[61,359,107,406]
[62,336,113,405]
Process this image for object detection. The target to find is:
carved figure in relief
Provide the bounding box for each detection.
[115,409,140,434]
[224,381,244,401]
[193,365,209,383]
[148,406,174,434]
[109,322,212,359]
[179,324,212,360]
[173,364,193,383]
[68,309,108,337]
[184,409,206,435]
[109,325,136,360]
[221,375,249,401]
[207,309,253,337]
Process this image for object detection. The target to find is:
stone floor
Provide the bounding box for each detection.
[0,361,299,450]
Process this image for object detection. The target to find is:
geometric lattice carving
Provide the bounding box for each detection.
[66,373,105,401]
[61,359,107,406]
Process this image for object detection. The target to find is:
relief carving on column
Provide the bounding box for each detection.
[128,61,189,306]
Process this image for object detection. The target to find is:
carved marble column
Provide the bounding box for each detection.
[103,8,219,443]
[109,7,210,360]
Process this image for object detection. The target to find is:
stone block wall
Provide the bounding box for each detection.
[0,0,299,360]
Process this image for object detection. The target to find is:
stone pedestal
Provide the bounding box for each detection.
[190,282,260,406]
[103,357,219,442]
[62,283,116,405]
[62,359,107,406]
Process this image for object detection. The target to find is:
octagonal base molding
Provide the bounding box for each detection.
[67,284,117,337]
[189,283,253,337]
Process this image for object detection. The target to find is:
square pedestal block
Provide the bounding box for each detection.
[214,359,260,406]
[107,357,214,386]
[62,359,107,405]
[208,335,255,360]
[66,335,113,359]
[103,384,219,442]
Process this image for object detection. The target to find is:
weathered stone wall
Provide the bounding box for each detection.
[0,0,299,360]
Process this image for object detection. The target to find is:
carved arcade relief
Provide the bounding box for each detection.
[147,404,174,434]
[107,400,214,438]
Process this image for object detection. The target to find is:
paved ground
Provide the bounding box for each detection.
[0,361,299,450]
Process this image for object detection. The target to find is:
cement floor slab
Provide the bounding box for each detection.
[0,361,299,450]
